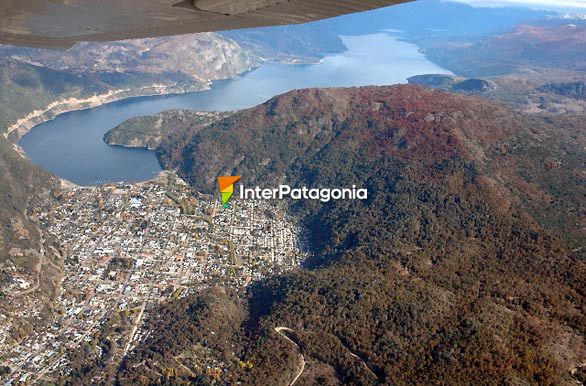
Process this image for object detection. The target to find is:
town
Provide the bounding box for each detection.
[0,172,306,384]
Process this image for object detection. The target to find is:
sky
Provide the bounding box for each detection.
[448,0,586,9]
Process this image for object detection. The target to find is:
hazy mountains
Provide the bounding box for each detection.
[408,75,586,114]
[423,19,586,78]
[0,32,260,138]
[406,13,586,115]
[0,33,258,81]
[221,23,346,64]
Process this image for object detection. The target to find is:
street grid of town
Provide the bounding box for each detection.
[0,172,306,384]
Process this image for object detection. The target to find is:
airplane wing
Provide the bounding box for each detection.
[0,0,412,49]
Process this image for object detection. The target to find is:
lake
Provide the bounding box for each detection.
[19,33,451,185]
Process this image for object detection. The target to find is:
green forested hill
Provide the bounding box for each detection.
[0,137,54,260]
[0,136,62,344]
[112,85,585,385]
[104,110,231,150]
[0,57,109,133]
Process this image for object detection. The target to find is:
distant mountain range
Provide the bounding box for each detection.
[422,19,586,77]
[408,75,586,114]
[220,23,346,64]
[0,33,258,80]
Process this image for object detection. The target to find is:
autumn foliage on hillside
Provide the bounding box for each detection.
[116,85,585,385]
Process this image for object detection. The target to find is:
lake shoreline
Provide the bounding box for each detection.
[18,33,452,186]
[7,83,209,144]
[6,80,230,176]
[59,169,171,190]
[5,61,264,149]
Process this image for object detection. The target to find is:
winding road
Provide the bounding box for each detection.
[339,341,380,380]
[274,327,306,386]
[274,327,381,385]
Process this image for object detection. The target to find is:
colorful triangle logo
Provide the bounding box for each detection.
[218,176,241,208]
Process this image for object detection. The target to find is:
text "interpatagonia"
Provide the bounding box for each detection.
[239,184,368,203]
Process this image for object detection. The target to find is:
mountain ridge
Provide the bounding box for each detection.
[108,85,586,385]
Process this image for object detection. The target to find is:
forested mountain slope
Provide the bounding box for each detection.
[113,85,585,385]
[0,136,61,345]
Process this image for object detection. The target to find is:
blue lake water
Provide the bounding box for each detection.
[19,33,451,185]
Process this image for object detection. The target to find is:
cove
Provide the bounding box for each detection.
[19,33,451,185]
